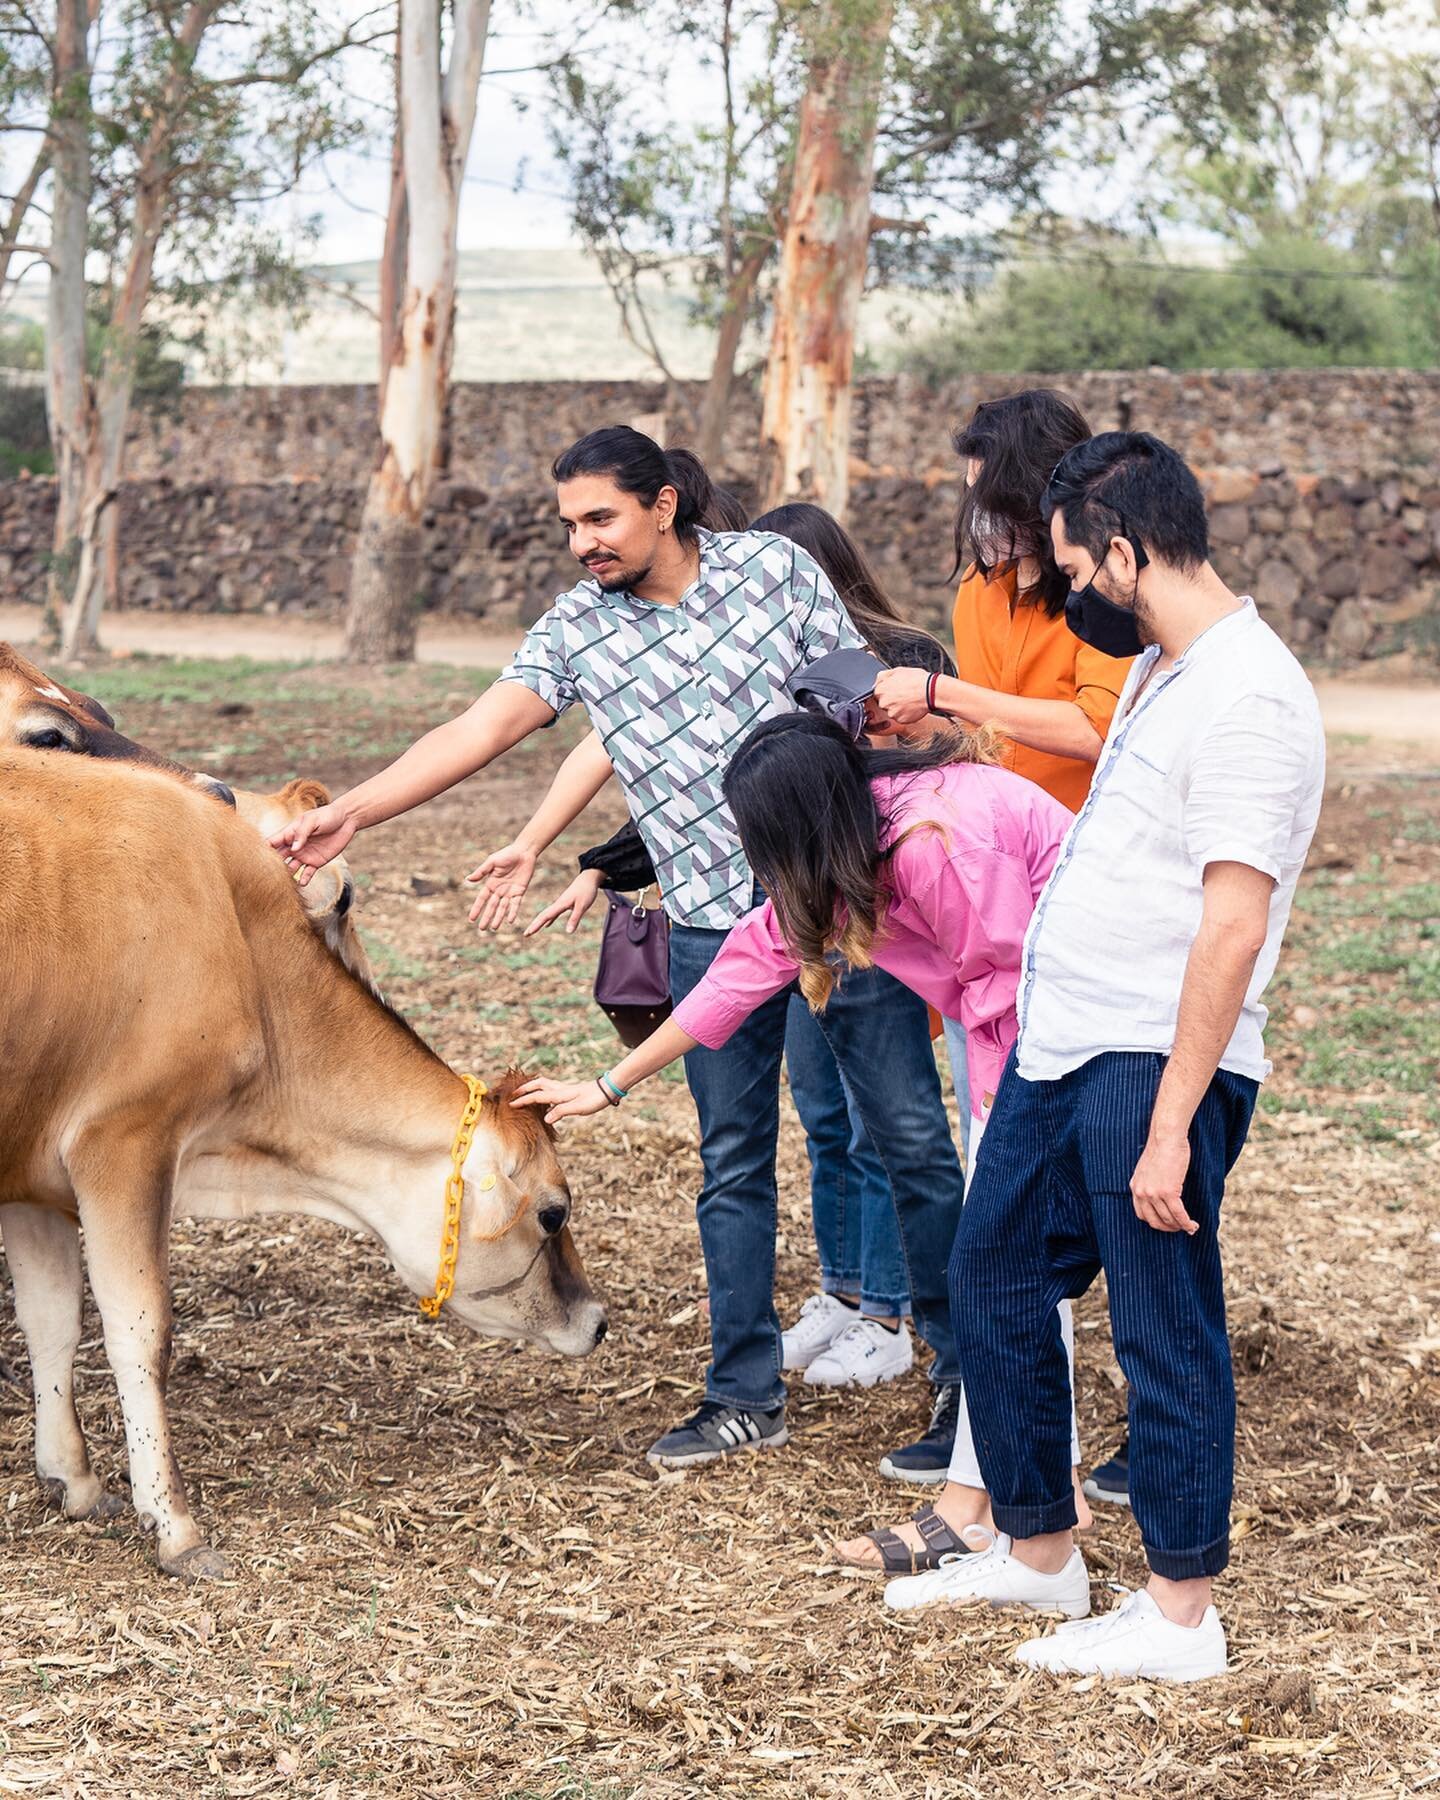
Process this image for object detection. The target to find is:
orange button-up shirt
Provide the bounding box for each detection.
[951,563,1134,814]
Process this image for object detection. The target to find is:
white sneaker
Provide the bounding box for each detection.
[781,1293,856,1372]
[803,1317,914,1388]
[884,1530,1091,1618]
[1013,1587,1227,1682]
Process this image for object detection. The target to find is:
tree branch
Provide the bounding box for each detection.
[0,133,51,298]
[302,267,380,323]
[205,21,394,89]
[442,0,492,181]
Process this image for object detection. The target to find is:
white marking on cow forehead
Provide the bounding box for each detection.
[33,684,68,702]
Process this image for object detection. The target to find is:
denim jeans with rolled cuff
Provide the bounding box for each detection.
[950,1048,1257,1581]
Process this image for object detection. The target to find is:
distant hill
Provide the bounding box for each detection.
[1,246,955,386]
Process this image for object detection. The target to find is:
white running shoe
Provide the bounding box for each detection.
[884,1529,1092,1619]
[781,1293,857,1372]
[1013,1587,1227,1682]
[804,1317,914,1388]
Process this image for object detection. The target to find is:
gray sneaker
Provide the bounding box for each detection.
[646,1400,789,1469]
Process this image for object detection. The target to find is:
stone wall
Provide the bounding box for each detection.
[116,368,1439,490]
[3,458,1436,663]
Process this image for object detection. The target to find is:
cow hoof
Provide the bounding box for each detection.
[83,1490,129,1522]
[38,1475,123,1521]
[161,1543,230,1582]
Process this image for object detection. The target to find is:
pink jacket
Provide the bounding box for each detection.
[670,762,1073,1115]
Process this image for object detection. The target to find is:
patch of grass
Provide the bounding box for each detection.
[1277,873,1440,1120]
[360,935,432,984]
[81,655,317,708]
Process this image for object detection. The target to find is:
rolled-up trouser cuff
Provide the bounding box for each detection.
[992,1491,1078,1540]
[1144,1529,1230,1582]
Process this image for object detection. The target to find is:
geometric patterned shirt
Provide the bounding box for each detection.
[496,528,863,928]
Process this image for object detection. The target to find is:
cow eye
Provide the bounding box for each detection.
[27,727,73,751]
[537,1204,568,1237]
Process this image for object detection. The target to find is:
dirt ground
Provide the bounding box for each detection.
[0,647,1437,1799]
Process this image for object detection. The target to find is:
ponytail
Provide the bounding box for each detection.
[552,425,715,547]
[662,447,716,543]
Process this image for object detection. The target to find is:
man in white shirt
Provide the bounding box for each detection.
[881,431,1325,1682]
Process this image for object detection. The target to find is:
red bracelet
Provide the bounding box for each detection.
[925,672,940,713]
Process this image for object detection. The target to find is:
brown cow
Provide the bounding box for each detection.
[0,643,372,986]
[0,641,231,795]
[0,753,605,1580]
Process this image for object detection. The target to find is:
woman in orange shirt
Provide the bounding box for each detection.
[874,388,1132,805]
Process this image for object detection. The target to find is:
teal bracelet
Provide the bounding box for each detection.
[598,1070,628,1105]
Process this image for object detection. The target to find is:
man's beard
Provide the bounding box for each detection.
[1096,570,1159,647]
[586,558,651,594]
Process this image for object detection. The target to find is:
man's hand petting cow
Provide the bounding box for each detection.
[0,647,605,1580]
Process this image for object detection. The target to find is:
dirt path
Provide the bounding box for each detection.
[0,604,524,673]
[2,603,1436,749]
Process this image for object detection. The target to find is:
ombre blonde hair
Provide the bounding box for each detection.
[723,716,994,1012]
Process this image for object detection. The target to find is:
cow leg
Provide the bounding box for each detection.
[0,1202,123,1520]
[74,1165,227,1580]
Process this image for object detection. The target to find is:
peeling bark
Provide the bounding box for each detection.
[343,0,491,663]
[45,0,92,645]
[759,0,894,521]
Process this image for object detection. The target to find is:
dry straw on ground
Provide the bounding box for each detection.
[1,662,1436,1798]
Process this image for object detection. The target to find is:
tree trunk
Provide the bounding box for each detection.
[343,0,490,663]
[44,0,93,645]
[758,0,893,520]
[61,167,171,658]
[696,232,772,469]
[59,0,219,658]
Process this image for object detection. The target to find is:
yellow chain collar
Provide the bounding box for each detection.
[419,1074,488,1319]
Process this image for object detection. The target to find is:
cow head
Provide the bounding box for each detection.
[412,1070,606,1357]
[232,779,374,989]
[0,642,235,806]
[0,645,371,987]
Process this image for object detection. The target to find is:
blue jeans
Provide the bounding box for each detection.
[950,1050,1257,1581]
[669,922,965,1411]
[783,995,910,1319]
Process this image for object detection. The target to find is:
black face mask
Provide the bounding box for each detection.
[1064,536,1150,658]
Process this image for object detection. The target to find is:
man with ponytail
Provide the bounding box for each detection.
[271,426,972,1473]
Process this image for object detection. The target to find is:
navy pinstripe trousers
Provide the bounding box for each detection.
[950,1050,1257,1581]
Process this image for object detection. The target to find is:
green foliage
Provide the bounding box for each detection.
[0,373,52,475]
[894,231,1430,374]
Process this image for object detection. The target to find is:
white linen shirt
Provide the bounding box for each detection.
[1015,599,1325,1083]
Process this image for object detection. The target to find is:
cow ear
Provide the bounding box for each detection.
[276,777,333,812]
[78,693,116,729]
[465,1166,528,1241]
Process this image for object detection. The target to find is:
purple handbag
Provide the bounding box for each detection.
[594,887,672,1049]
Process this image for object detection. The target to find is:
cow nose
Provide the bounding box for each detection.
[592,1315,608,1345]
[537,1204,568,1237]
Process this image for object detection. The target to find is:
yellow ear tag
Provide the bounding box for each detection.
[477,1172,497,1191]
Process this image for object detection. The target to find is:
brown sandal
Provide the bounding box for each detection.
[837,1504,976,1574]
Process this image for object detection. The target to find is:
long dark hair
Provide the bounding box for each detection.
[750,501,946,665]
[722,712,991,1008]
[552,426,715,548]
[952,389,1091,617]
[704,484,750,531]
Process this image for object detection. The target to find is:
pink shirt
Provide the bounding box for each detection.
[670,762,1073,1117]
